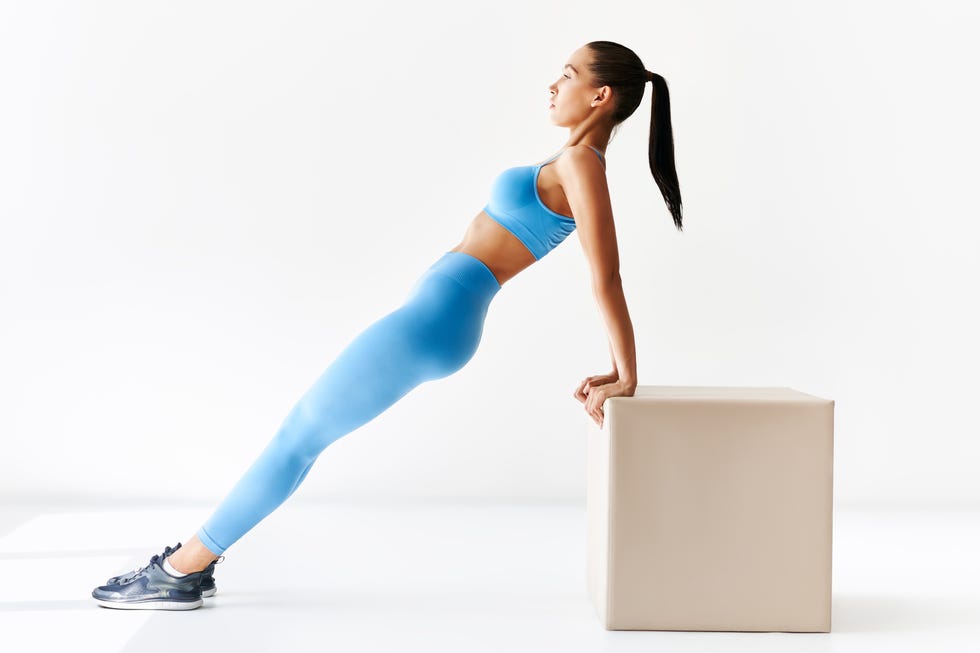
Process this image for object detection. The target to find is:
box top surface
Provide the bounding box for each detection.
[620,385,832,404]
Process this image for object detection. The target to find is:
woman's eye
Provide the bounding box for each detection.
[563,74,571,79]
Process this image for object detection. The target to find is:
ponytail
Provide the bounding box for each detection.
[646,70,683,231]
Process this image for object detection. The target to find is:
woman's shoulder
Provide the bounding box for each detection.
[558,144,606,171]
[553,145,608,189]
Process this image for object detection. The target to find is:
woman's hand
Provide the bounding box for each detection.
[573,374,635,428]
[573,372,618,404]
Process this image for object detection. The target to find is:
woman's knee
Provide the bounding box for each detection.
[272,401,338,463]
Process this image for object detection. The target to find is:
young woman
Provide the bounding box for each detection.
[92,40,683,610]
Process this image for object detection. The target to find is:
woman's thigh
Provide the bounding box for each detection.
[276,268,493,458]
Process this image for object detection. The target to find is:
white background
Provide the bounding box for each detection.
[2,0,977,509]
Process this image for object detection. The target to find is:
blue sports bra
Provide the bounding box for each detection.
[482,145,606,260]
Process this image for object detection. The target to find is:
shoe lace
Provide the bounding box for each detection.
[120,552,165,584]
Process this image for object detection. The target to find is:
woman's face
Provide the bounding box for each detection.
[548,47,597,127]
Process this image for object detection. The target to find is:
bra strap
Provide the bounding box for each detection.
[540,146,605,167]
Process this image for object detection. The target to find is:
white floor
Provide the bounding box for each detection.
[0,501,978,652]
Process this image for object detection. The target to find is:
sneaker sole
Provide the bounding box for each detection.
[94,597,203,610]
[104,579,216,597]
[103,579,216,597]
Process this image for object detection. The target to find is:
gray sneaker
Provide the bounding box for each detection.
[105,542,223,598]
[93,544,207,610]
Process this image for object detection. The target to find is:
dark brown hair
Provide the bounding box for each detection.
[585,41,683,231]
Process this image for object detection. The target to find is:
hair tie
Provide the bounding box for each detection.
[645,69,655,82]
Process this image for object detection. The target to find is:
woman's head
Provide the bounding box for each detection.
[548,41,683,231]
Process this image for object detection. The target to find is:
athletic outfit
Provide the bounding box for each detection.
[483,144,605,259]
[95,145,608,609]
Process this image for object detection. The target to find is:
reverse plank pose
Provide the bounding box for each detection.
[92,40,683,610]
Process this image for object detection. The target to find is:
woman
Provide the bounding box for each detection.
[91,40,683,610]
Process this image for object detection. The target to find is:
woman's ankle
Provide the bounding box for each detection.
[168,549,213,574]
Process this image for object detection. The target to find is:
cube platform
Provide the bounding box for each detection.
[586,385,835,632]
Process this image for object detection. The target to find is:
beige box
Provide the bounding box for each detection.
[586,385,835,632]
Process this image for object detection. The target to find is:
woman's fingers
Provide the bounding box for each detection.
[574,375,599,403]
[575,376,615,426]
[585,384,607,427]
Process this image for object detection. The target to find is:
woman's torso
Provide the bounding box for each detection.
[449,145,605,286]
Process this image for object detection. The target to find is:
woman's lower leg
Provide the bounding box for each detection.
[185,308,429,559]
[168,534,221,573]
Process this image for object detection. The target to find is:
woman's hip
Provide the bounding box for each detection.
[393,251,502,378]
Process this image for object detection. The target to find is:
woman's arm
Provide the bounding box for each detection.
[607,335,619,376]
[559,145,638,395]
[594,276,637,389]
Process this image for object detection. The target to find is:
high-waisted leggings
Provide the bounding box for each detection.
[195,251,502,556]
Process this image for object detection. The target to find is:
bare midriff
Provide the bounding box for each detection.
[448,210,538,287]
[449,158,578,286]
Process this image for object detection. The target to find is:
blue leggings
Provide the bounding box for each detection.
[195,251,502,556]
